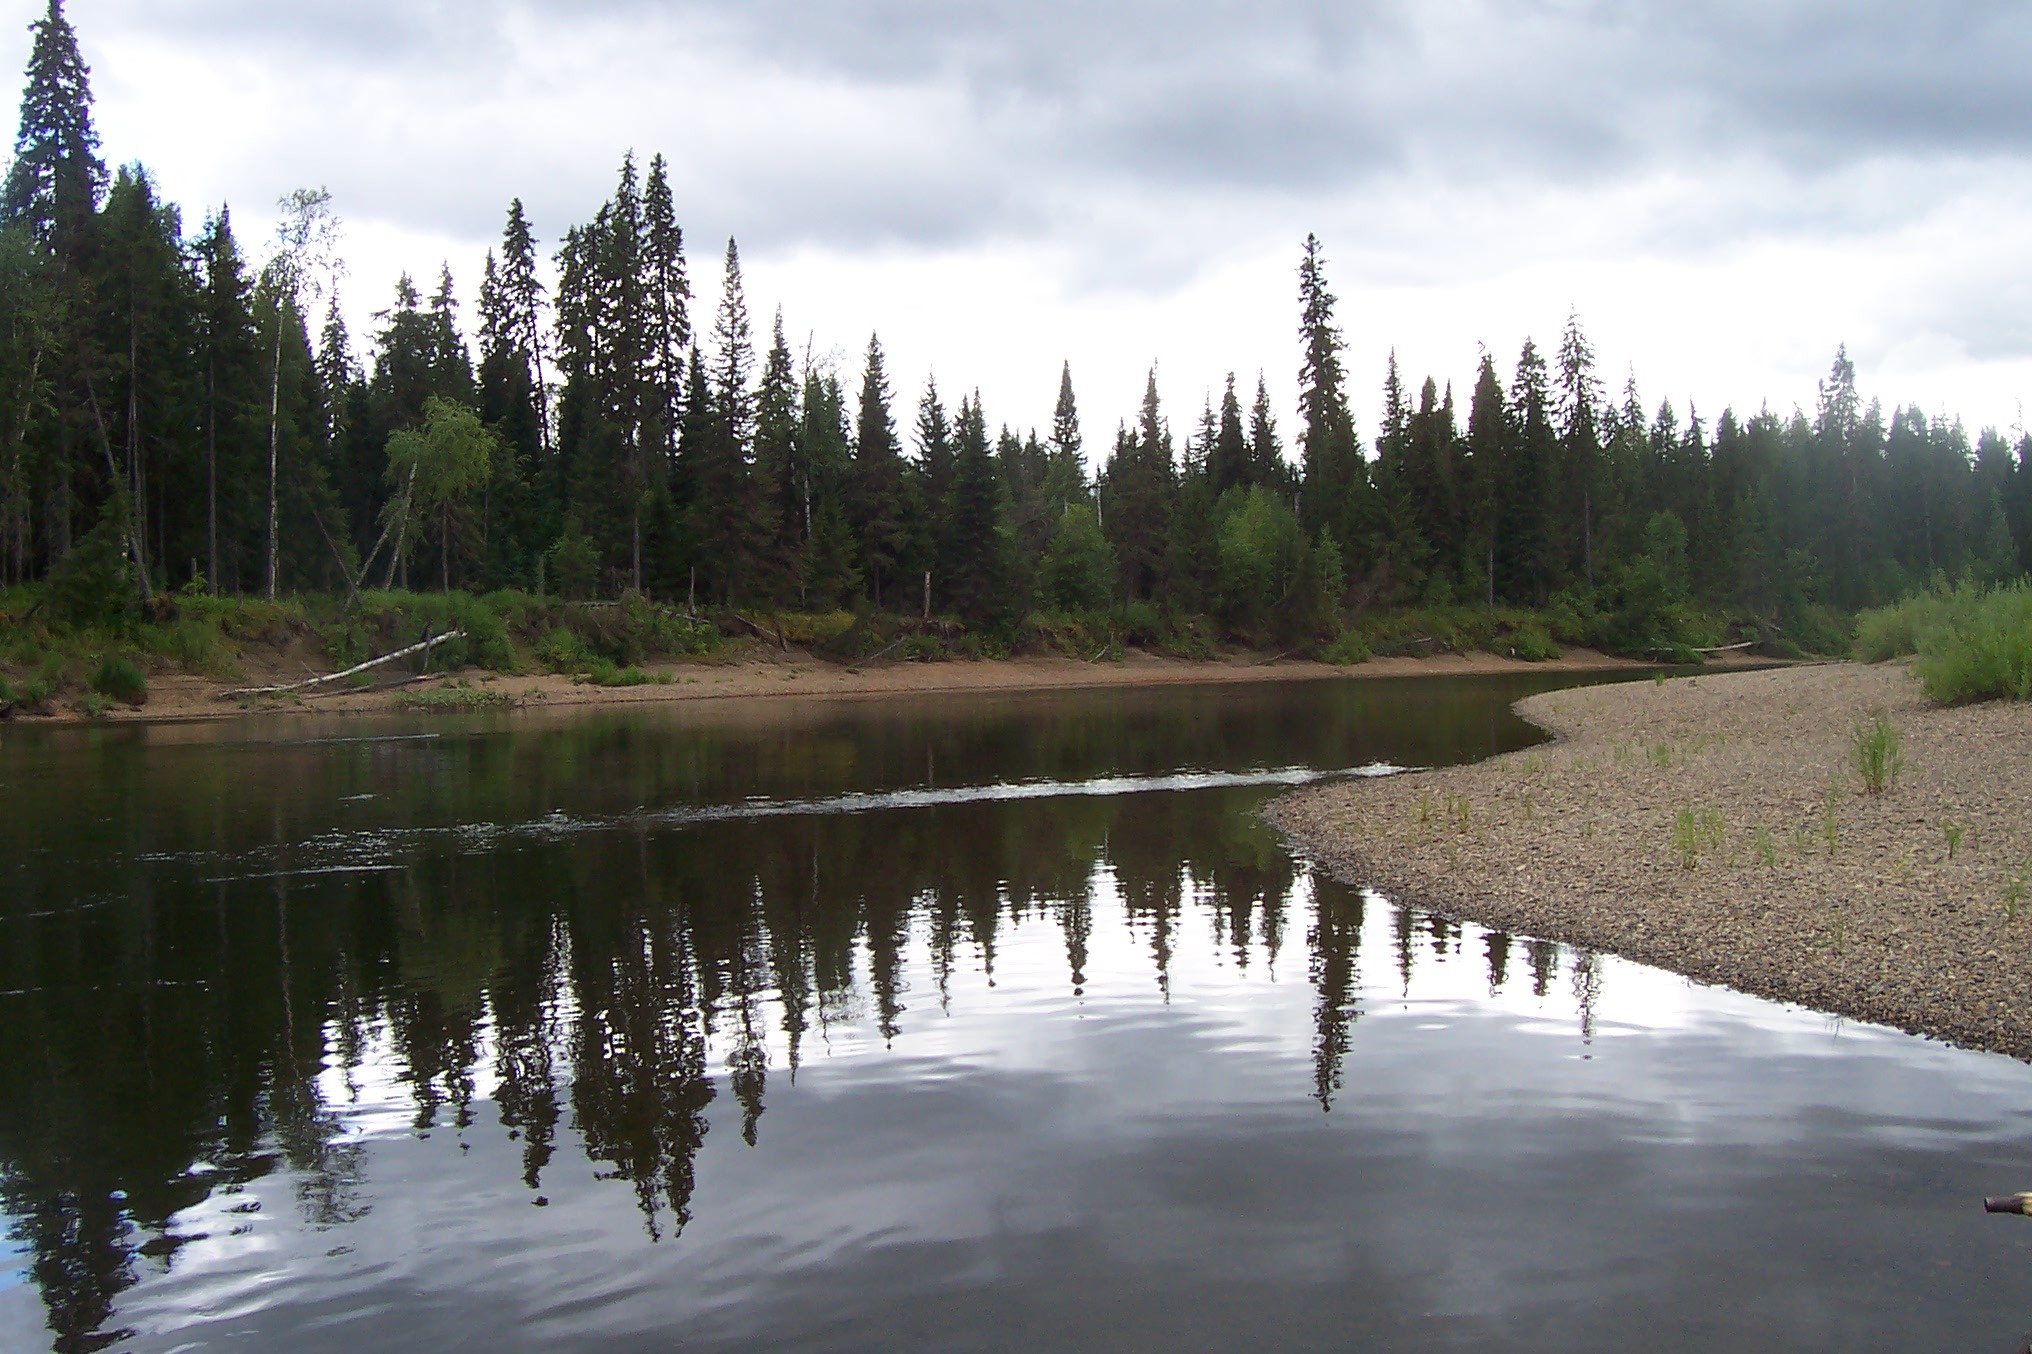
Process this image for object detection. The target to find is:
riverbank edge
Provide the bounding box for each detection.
[5,646,1773,726]
[1266,662,2032,1063]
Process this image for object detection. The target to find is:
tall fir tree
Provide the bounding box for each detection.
[1555,310,1605,586]
[849,333,905,606]
[2,0,104,256]
[1296,234,1364,563]
[641,154,689,474]
[1209,373,1250,497]
[750,309,802,601]
[944,393,1008,624]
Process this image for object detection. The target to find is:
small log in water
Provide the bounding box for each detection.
[1984,1193,2032,1215]
[219,629,465,699]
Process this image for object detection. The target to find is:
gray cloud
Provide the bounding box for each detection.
[94,1,2032,229]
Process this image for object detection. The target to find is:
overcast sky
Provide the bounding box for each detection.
[20,0,2032,454]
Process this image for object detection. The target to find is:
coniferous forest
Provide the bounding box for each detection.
[4,0,2031,682]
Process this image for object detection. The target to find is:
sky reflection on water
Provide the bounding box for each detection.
[4,676,2032,1352]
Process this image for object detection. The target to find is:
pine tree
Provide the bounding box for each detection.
[1,0,104,256]
[93,164,198,597]
[944,394,1008,625]
[1248,373,1288,497]
[1555,310,1605,586]
[751,309,802,600]
[1209,373,1250,496]
[1296,234,1364,558]
[711,238,752,450]
[1050,360,1081,463]
[1501,337,1558,604]
[497,198,550,456]
[1460,352,1506,607]
[192,207,257,591]
[1099,368,1175,599]
[1376,349,1409,479]
[641,154,689,474]
[849,333,904,606]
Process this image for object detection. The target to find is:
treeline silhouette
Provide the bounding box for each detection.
[5,2,2029,653]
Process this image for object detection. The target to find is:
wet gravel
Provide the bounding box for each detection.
[1269,662,2032,1060]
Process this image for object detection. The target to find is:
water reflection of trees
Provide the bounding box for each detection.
[0,785,1600,1349]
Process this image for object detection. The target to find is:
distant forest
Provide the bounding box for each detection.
[4,1,2030,651]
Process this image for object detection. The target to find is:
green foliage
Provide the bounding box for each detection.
[1319,630,1371,665]
[1507,620,1559,661]
[1215,487,1306,631]
[45,498,135,627]
[397,683,512,711]
[1037,504,1117,612]
[1848,713,1904,795]
[1670,806,1725,869]
[90,653,147,706]
[546,516,600,601]
[1910,582,2032,704]
[1019,609,1121,661]
[535,626,596,673]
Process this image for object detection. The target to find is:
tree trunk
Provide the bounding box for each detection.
[206,350,217,593]
[1582,487,1593,587]
[81,371,153,600]
[267,311,282,599]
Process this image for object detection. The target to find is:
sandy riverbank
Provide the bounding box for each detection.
[1271,662,2032,1060]
[25,644,1731,724]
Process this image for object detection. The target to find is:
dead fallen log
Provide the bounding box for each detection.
[220,629,465,699]
[731,613,788,651]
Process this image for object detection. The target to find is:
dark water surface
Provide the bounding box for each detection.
[4,673,2032,1352]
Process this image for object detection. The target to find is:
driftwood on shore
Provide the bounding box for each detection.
[219,629,465,699]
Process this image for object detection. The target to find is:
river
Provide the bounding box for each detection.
[2,672,2030,1351]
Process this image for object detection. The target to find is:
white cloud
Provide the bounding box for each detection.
[9,0,2030,448]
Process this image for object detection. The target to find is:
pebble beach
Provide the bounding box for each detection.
[1270,662,2032,1059]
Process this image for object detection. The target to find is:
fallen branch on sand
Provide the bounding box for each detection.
[220,629,465,699]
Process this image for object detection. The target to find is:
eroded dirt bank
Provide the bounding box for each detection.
[26,645,1723,724]
[1271,663,2032,1060]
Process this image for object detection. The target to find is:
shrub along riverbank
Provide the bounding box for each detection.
[1854,579,2032,704]
[0,572,1805,720]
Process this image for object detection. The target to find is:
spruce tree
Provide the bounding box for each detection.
[944,394,1008,625]
[1460,352,1506,606]
[1099,369,1175,599]
[1248,373,1288,497]
[1209,373,1249,496]
[193,207,257,591]
[1050,360,1081,463]
[497,198,550,456]
[751,309,802,600]
[642,154,689,473]
[1296,234,1363,557]
[1,0,104,255]
[1501,337,1558,604]
[849,333,904,606]
[915,376,954,588]
[1555,310,1605,586]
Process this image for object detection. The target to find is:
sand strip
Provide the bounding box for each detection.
[24,646,1728,725]
[1270,663,2032,1060]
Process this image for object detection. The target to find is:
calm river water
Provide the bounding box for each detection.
[3,673,2032,1352]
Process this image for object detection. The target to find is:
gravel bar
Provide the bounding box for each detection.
[1268,662,2032,1060]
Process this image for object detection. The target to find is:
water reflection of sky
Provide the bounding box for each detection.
[48,847,2032,1352]
[8,677,2032,1351]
